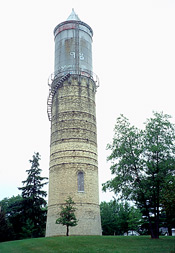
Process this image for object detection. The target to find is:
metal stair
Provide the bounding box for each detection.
[47,73,70,121]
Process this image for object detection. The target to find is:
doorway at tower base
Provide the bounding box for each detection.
[45,203,102,236]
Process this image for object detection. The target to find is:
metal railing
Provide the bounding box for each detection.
[47,68,99,121]
[48,68,100,88]
[47,73,71,121]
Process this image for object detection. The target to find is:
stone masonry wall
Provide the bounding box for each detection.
[46,75,102,236]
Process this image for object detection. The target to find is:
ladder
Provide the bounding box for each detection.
[75,22,79,74]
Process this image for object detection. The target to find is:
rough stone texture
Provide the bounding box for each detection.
[46,75,102,236]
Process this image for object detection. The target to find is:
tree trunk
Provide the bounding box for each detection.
[155,211,159,239]
[149,221,159,239]
[147,207,159,239]
[66,225,69,236]
[168,227,172,236]
[148,219,154,238]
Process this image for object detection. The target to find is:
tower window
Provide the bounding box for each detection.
[78,171,84,192]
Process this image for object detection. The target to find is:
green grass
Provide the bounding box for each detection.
[0,236,175,253]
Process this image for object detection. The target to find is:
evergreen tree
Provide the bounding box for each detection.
[56,197,78,236]
[103,112,175,238]
[18,152,48,237]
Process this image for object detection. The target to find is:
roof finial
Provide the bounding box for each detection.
[67,9,81,21]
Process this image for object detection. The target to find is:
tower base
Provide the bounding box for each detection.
[46,203,102,236]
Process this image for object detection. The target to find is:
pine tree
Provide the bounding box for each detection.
[18,152,48,237]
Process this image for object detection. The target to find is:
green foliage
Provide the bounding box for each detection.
[20,219,35,239]
[0,153,48,241]
[100,200,142,235]
[0,195,23,240]
[100,201,118,235]
[19,152,48,200]
[0,195,23,214]
[56,196,78,236]
[0,236,175,253]
[0,210,13,242]
[103,112,175,239]
[18,152,48,238]
[161,177,175,235]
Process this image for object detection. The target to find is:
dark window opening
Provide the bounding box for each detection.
[78,171,84,192]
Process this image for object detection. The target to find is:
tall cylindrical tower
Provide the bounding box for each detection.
[46,9,102,236]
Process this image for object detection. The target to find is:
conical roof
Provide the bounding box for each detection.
[67,8,80,21]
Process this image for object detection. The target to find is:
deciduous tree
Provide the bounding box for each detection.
[100,200,142,235]
[103,112,175,239]
[0,195,23,240]
[0,209,12,242]
[56,197,78,236]
[161,177,175,235]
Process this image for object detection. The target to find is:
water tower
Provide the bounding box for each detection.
[46,9,102,236]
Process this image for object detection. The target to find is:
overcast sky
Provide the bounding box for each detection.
[0,0,175,202]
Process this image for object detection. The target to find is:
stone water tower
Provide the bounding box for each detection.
[46,9,102,236]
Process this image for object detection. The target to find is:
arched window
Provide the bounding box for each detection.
[78,171,84,192]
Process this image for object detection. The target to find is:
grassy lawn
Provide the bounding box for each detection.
[0,236,175,253]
